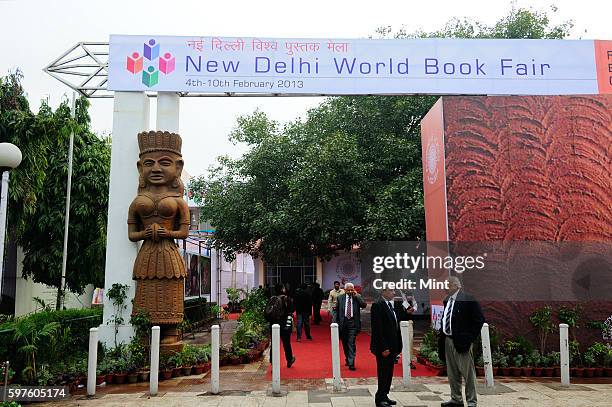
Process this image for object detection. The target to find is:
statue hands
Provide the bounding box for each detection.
[144,223,162,241]
[157,226,169,239]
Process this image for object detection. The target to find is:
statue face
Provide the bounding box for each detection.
[139,151,182,186]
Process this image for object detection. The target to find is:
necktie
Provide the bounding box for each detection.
[388,301,396,323]
[346,296,352,318]
[444,297,453,335]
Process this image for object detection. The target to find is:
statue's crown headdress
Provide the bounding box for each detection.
[138,131,182,156]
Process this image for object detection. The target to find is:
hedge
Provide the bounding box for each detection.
[0,308,102,375]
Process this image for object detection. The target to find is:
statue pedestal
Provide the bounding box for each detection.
[160,341,184,355]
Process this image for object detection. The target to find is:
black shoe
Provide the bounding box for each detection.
[375,401,391,407]
[441,401,464,407]
[385,399,397,406]
[410,362,417,369]
[306,336,313,340]
[348,365,356,371]
[287,356,296,368]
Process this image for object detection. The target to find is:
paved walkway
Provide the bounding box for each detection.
[38,379,612,406]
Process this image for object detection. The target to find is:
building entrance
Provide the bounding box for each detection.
[265,255,315,294]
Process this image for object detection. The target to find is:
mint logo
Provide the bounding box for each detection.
[126,38,175,88]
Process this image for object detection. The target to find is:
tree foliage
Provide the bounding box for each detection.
[190,6,573,262]
[0,72,110,293]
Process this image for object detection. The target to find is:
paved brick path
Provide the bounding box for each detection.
[35,311,611,405]
[37,379,612,406]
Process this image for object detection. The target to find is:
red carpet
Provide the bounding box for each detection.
[266,311,438,379]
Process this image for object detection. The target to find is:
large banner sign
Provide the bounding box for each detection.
[109,35,612,95]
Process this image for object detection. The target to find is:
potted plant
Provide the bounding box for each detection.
[104,359,116,385]
[475,355,485,376]
[493,350,509,376]
[585,343,607,377]
[511,354,523,376]
[106,283,130,349]
[543,352,556,377]
[127,339,145,383]
[548,352,561,377]
[168,352,183,377]
[139,367,150,382]
[523,351,538,377]
[114,357,128,384]
[229,348,242,365]
[196,345,211,372]
[529,306,555,356]
[529,350,543,377]
[570,340,584,377]
[604,346,612,377]
[583,350,596,378]
[181,346,197,375]
[257,337,270,351]
[226,288,243,313]
[191,346,207,374]
[159,354,173,380]
[96,361,107,385]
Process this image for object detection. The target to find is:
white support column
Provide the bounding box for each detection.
[408,320,414,362]
[149,326,160,396]
[560,323,570,386]
[99,92,150,347]
[400,321,411,385]
[271,324,281,394]
[87,328,98,397]
[211,325,220,394]
[481,323,494,388]
[330,322,342,391]
[156,92,180,132]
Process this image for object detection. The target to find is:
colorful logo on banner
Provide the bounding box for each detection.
[125,38,176,87]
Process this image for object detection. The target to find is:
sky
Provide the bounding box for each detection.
[0,0,610,177]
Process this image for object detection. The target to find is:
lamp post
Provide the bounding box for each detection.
[0,143,23,301]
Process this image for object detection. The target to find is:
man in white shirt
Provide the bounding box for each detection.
[439,276,485,407]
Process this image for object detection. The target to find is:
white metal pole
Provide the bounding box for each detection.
[58,92,76,310]
[87,328,98,397]
[408,320,414,373]
[400,321,411,385]
[272,324,281,394]
[211,325,220,394]
[150,326,160,396]
[0,171,10,298]
[481,323,494,388]
[560,323,570,386]
[330,322,342,391]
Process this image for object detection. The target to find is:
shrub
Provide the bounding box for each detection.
[0,308,102,383]
[529,306,555,355]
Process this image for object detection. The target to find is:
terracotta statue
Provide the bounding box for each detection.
[128,131,189,345]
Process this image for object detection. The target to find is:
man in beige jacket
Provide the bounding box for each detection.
[327,281,345,321]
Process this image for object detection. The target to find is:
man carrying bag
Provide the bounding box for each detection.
[265,283,296,368]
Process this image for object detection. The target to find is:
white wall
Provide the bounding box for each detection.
[14,246,95,316]
[210,250,255,305]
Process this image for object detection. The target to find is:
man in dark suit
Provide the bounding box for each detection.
[334,282,366,370]
[439,276,485,407]
[370,288,406,407]
[311,282,324,325]
[294,283,313,341]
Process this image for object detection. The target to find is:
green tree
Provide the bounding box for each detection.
[190,6,573,262]
[0,71,110,296]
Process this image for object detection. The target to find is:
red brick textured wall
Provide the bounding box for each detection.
[442,95,612,344]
